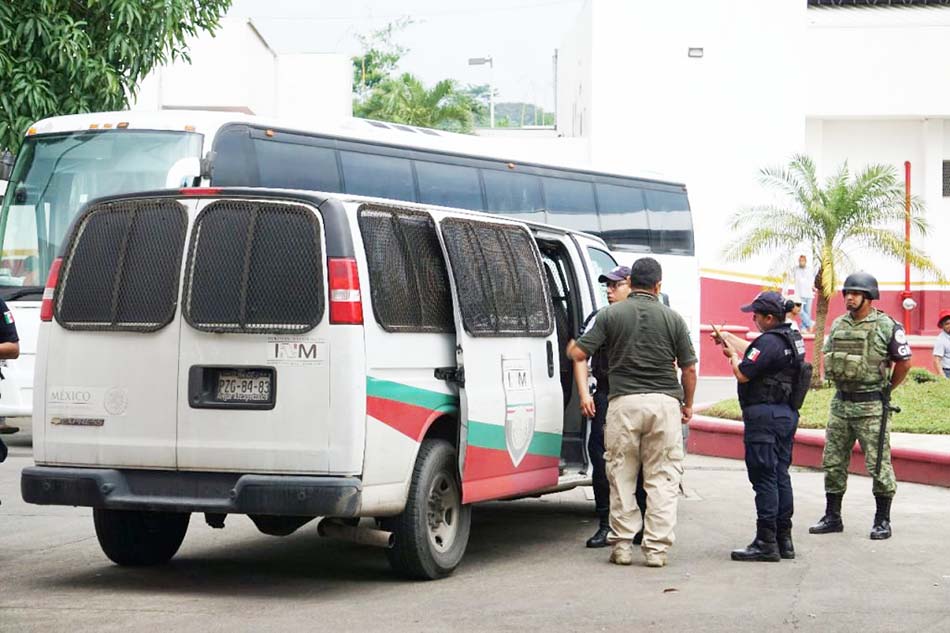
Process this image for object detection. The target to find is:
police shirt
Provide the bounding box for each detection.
[0,299,18,344]
[575,292,696,401]
[580,309,609,387]
[737,323,799,406]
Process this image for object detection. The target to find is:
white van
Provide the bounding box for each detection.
[21,187,619,579]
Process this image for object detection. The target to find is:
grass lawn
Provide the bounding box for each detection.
[701,371,950,434]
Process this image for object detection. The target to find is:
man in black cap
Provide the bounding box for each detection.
[714,290,806,562]
[574,265,647,548]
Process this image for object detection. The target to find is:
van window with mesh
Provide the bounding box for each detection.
[56,199,187,331]
[183,200,324,333]
[439,218,552,337]
[357,206,454,333]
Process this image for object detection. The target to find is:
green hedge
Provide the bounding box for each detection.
[702,371,950,434]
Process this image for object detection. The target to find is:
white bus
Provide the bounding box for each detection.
[0,110,698,420]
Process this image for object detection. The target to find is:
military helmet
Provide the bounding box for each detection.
[841,271,880,300]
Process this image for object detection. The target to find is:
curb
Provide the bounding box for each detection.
[688,414,950,488]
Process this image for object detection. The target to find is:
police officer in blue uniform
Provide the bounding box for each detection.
[715,291,806,562]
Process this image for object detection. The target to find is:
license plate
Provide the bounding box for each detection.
[216,371,271,402]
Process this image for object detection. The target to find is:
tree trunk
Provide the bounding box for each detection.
[811,292,831,388]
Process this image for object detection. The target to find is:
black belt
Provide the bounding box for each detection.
[835,390,883,403]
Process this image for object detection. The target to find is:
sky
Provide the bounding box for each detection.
[227,0,587,110]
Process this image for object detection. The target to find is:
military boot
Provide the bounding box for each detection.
[731,521,781,562]
[586,509,611,548]
[869,495,892,540]
[809,493,844,534]
[776,521,795,560]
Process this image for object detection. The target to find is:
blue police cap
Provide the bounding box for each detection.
[740,291,786,317]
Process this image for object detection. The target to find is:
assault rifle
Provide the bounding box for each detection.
[875,383,902,477]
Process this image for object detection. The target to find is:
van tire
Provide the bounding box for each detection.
[385,439,471,580]
[93,509,190,566]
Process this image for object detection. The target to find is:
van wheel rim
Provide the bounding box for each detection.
[426,472,460,553]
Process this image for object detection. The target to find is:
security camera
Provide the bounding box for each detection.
[902,297,917,311]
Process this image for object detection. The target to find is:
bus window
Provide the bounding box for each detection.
[586,247,618,308]
[481,169,544,223]
[644,189,694,255]
[340,151,416,202]
[540,177,596,232]
[0,130,202,297]
[252,138,341,193]
[595,183,650,252]
[415,161,483,210]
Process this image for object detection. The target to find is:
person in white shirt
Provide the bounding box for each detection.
[789,255,815,333]
[933,311,950,379]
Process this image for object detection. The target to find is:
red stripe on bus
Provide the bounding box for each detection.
[461,445,559,503]
[366,396,435,442]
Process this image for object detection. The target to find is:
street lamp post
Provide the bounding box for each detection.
[468,56,494,128]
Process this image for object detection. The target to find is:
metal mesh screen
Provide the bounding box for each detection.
[183,200,324,333]
[439,218,552,337]
[943,160,950,197]
[56,199,187,331]
[358,205,454,333]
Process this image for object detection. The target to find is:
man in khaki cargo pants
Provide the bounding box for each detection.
[568,257,697,567]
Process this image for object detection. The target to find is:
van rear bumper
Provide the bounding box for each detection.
[21,466,361,516]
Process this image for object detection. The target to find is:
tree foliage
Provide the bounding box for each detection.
[351,18,413,101]
[0,0,231,153]
[724,155,945,385]
[354,73,477,133]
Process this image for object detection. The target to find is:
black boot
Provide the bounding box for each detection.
[776,522,795,560]
[809,493,844,534]
[870,495,892,540]
[586,510,610,548]
[731,521,781,562]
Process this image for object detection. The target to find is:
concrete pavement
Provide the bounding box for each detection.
[3,442,950,632]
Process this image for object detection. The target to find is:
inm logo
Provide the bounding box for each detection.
[274,342,319,360]
[50,389,92,403]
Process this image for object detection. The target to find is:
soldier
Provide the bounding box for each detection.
[809,272,912,540]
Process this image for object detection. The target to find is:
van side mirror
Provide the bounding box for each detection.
[0,150,15,181]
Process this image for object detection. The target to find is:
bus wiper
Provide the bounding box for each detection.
[1,286,45,301]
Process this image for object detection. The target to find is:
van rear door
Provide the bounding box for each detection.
[428,210,564,503]
[41,197,190,468]
[174,197,333,474]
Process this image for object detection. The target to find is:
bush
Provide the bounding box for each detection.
[909,367,938,384]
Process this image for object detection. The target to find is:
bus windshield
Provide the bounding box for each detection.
[0,130,203,299]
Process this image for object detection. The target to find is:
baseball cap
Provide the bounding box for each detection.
[788,294,803,306]
[740,291,786,316]
[598,265,631,283]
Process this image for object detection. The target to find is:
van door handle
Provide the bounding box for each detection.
[546,341,555,378]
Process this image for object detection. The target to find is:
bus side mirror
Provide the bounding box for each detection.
[165,157,201,189]
[0,150,15,181]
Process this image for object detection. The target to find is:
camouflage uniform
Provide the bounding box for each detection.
[822,309,910,497]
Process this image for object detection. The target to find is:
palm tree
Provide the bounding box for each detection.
[354,73,477,133]
[724,154,945,386]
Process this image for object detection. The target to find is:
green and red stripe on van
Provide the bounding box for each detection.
[366,377,562,503]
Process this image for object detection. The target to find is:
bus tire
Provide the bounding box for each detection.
[385,439,471,580]
[93,508,190,566]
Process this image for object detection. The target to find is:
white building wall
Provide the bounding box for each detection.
[577,0,806,267]
[276,53,352,125]
[556,0,594,144]
[806,7,950,118]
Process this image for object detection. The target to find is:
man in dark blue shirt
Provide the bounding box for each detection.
[0,298,21,462]
[714,291,804,562]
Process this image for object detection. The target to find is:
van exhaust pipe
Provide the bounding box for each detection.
[317,518,394,549]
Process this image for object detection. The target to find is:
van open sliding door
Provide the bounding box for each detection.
[428,210,563,504]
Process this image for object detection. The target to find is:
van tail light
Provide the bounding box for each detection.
[40,257,63,322]
[327,258,363,325]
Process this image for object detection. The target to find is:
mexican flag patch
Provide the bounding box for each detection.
[3,311,14,325]
[747,348,760,362]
